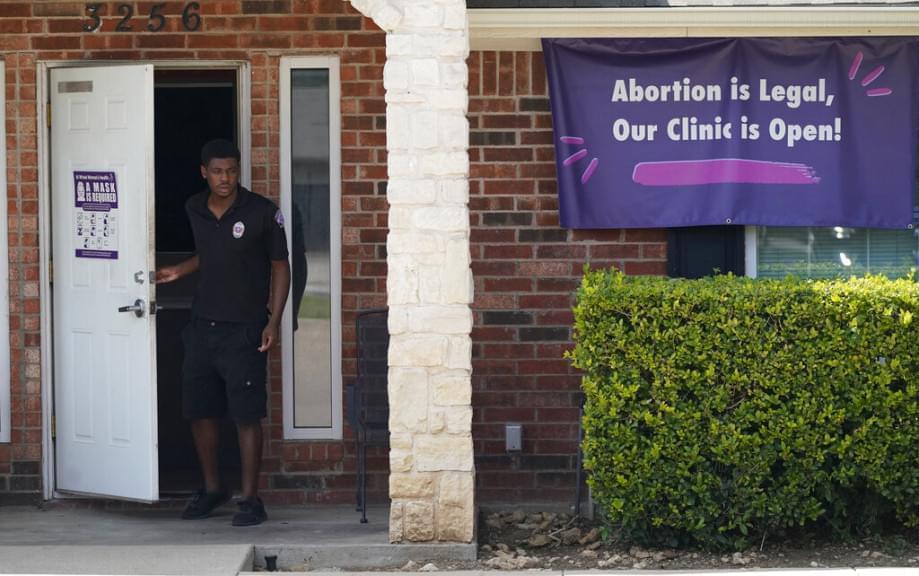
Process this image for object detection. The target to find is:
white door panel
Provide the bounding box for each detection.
[51,65,158,502]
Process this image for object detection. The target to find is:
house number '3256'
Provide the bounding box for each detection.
[83,2,202,33]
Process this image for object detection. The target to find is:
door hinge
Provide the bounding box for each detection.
[48,259,53,284]
[51,415,56,440]
[46,102,51,129]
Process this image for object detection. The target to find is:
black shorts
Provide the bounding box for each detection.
[181,318,268,422]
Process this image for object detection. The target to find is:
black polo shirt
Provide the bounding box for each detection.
[186,186,289,323]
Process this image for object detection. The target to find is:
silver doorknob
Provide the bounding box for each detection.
[117,299,146,318]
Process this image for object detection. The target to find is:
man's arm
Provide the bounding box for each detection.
[155,256,199,284]
[260,259,291,352]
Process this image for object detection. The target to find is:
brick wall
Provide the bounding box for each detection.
[467,50,667,503]
[0,0,389,504]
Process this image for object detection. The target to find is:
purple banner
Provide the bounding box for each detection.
[543,38,919,229]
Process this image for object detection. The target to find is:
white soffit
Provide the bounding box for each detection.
[468,7,919,51]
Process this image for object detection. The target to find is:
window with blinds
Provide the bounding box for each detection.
[756,226,918,279]
[755,189,919,279]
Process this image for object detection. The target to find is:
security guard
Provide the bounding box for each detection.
[156,138,290,526]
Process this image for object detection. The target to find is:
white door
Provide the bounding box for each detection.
[51,65,158,502]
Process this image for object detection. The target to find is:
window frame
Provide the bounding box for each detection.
[279,56,343,440]
[0,59,9,443]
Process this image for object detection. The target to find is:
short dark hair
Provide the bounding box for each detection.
[200,138,240,166]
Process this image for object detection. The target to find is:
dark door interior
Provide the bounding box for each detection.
[668,226,745,279]
[154,68,241,495]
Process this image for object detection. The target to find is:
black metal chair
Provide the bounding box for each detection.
[345,308,389,523]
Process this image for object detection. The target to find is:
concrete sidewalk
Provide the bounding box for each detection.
[0,504,474,573]
[0,545,252,575]
[3,505,917,575]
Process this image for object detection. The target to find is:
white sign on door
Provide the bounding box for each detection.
[73,170,119,259]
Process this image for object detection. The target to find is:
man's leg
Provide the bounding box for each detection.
[191,418,222,493]
[236,420,262,500]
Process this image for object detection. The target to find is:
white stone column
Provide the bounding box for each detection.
[347,0,474,544]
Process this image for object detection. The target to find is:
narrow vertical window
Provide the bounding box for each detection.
[0,60,10,442]
[280,57,342,439]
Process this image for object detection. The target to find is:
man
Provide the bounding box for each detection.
[156,139,290,526]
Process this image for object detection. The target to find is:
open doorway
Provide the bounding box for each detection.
[153,68,241,494]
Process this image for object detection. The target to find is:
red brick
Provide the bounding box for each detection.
[625,229,667,242]
[256,15,308,30]
[470,164,516,179]
[518,262,568,277]
[518,295,573,309]
[532,51,547,95]
[347,32,384,48]
[589,244,640,259]
[641,243,668,259]
[536,278,581,292]
[483,407,536,422]
[571,229,623,242]
[468,51,481,96]
[482,245,532,260]
[0,3,30,17]
[624,261,668,275]
[515,52,530,95]
[137,34,188,49]
[498,52,514,96]
[484,278,532,292]
[0,20,25,33]
[519,164,555,179]
[519,131,554,146]
[483,147,533,163]
[482,115,532,129]
[33,3,83,16]
[31,36,81,50]
[482,51,498,96]
[470,229,515,243]
[472,261,516,276]
[186,30,240,46]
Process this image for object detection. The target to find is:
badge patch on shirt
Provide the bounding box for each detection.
[232,221,246,239]
[274,209,285,228]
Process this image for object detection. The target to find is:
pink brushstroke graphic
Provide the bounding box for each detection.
[632,159,821,186]
[560,135,601,184]
[850,52,891,96]
[563,149,589,166]
[860,65,885,87]
[581,158,600,184]
[848,51,864,80]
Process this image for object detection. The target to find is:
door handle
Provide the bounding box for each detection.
[117,299,146,318]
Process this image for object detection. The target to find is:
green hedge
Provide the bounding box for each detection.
[569,270,919,549]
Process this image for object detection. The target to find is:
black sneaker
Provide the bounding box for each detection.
[232,496,268,526]
[181,488,231,520]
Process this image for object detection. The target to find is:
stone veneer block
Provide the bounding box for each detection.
[436,500,475,542]
[404,501,436,542]
[431,372,472,405]
[390,473,435,499]
[415,435,474,472]
[389,502,404,543]
[438,471,474,506]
